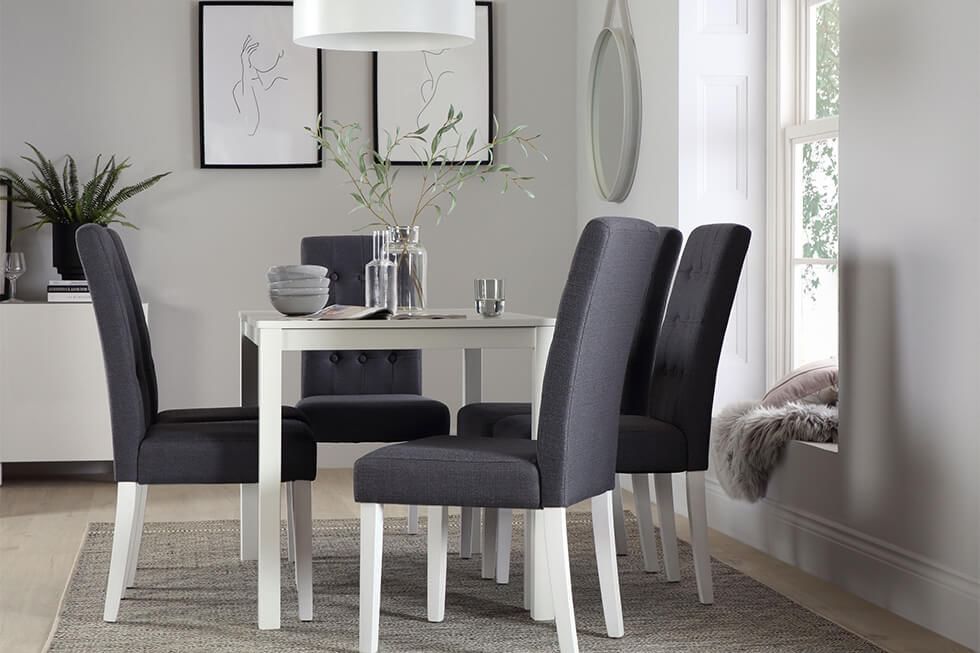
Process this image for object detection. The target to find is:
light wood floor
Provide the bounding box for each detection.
[0,468,967,653]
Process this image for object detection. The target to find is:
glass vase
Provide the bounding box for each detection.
[387,225,427,315]
[365,230,397,312]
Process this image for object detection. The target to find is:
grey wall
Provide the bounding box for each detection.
[576,0,679,232]
[680,1,979,647]
[0,0,579,440]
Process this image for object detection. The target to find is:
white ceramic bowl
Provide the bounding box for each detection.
[269,278,331,291]
[269,292,329,316]
[267,265,328,283]
[269,287,331,297]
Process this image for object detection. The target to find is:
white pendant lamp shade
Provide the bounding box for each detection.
[293,0,476,52]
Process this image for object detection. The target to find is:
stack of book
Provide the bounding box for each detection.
[47,280,91,303]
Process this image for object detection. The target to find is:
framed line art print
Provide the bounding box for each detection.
[373,1,493,166]
[199,1,322,168]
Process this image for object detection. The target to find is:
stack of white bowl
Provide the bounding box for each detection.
[267,265,331,316]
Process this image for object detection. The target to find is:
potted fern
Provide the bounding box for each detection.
[0,144,170,279]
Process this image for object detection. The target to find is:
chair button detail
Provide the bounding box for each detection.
[358,354,368,364]
[388,353,398,364]
[329,354,340,364]
[356,274,364,282]
[329,272,339,281]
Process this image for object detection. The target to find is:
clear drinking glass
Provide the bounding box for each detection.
[387,226,427,315]
[3,252,26,303]
[474,278,505,317]
[365,230,397,311]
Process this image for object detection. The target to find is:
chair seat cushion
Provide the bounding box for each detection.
[616,416,688,473]
[492,414,689,473]
[353,436,541,509]
[457,402,530,437]
[156,406,308,423]
[493,414,534,439]
[138,420,317,485]
[296,394,450,443]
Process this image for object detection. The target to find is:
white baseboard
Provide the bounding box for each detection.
[695,474,978,649]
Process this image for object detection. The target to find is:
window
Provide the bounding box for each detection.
[768,0,839,383]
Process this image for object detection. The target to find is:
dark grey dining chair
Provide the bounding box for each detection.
[297,235,451,532]
[77,225,318,623]
[352,217,665,653]
[477,224,751,604]
[457,224,683,572]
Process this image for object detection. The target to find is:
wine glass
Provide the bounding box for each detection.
[3,252,26,303]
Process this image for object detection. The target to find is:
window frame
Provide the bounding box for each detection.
[767,0,840,385]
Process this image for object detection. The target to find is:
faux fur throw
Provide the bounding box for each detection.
[710,401,838,502]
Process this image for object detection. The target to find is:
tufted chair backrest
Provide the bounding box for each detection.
[536,218,663,507]
[647,224,751,471]
[619,226,683,416]
[76,225,157,482]
[300,236,422,396]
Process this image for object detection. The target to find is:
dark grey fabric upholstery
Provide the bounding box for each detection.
[454,225,682,440]
[296,394,449,443]
[300,236,422,396]
[614,416,688,473]
[353,436,540,508]
[77,225,317,485]
[621,228,683,415]
[355,217,662,509]
[457,402,530,438]
[107,229,160,418]
[534,219,665,507]
[156,406,308,424]
[77,225,150,482]
[138,420,317,485]
[491,414,532,440]
[646,224,750,471]
[491,414,689,475]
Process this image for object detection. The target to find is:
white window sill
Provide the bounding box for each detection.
[793,440,839,454]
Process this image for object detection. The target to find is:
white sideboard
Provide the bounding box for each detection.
[0,302,147,483]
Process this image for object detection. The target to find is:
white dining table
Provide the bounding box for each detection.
[238,309,557,630]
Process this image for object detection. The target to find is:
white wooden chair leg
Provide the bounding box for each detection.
[631,473,661,573]
[240,483,258,562]
[611,476,628,556]
[407,505,420,534]
[654,473,681,582]
[686,471,714,604]
[427,505,449,622]
[523,509,533,610]
[543,508,579,653]
[292,481,314,621]
[103,482,139,622]
[495,508,512,585]
[591,491,624,638]
[360,503,383,653]
[460,507,475,558]
[481,508,498,580]
[286,482,296,563]
[123,484,147,592]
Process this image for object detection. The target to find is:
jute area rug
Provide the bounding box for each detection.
[47,513,882,652]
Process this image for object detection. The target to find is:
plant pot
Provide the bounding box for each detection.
[52,223,86,280]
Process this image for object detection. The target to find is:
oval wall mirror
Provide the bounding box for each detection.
[588,25,641,203]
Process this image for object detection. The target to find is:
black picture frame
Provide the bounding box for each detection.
[0,179,11,300]
[372,1,494,166]
[198,1,323,169]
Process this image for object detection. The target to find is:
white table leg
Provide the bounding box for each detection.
[240,333,259,561]
[460,349,483,557]
[530,325,555,621]
[257,329,283,630]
